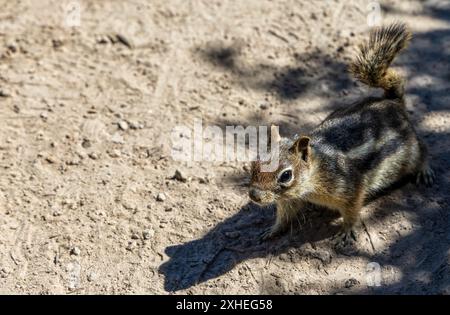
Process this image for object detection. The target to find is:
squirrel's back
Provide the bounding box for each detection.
[311,23,424,196]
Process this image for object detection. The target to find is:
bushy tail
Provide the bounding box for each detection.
[349,23,412,99]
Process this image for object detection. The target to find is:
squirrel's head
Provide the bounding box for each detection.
[248,131,312,205]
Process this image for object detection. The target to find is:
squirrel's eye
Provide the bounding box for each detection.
[278,169,293,184]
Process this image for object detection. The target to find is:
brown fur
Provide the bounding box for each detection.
[349,22,412,99]
[249,23,434,242]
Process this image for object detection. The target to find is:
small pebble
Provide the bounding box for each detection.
[115,34,134,49]
[156,193,166,202]
[70,247,81,256]
[87,271,97,282]
[143,229,154,240]
[128,120,142,129]
[108,149,121,158]
[66,158,80,166]
[88,152,99,160]
[131,233,140,240]
[45,155,58,164]
[172,169,187,182]
[96,35,109,44]
[0,267,10,278]
[126,241,137,251]
[82,139,91,148]
[118,121,129,131]
[0,90,10,97]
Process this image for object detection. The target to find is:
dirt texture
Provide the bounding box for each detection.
[0,0,449,294]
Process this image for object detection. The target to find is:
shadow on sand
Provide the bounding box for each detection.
[160,1,450,294]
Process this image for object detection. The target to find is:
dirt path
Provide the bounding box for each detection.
[0,0,449,294]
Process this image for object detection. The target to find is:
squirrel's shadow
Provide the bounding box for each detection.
[159,175,417,292]
[159,202,339,292]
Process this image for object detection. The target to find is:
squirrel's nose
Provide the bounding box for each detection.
[249,188,262,202]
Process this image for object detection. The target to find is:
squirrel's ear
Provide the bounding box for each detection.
[290,136,311,161]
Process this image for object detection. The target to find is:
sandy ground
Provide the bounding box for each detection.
[0,0,449,294]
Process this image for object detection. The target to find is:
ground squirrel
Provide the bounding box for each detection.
[248,23,435,247]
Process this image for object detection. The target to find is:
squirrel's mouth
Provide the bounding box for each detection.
[248,188,275,205]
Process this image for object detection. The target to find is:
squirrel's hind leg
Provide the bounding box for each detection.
[415,140,435,187]
[416,163,435,187]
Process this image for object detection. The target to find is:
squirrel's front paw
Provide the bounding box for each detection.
[416,165,435,187]
[259,226,281,242]
[333,228,358,254]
